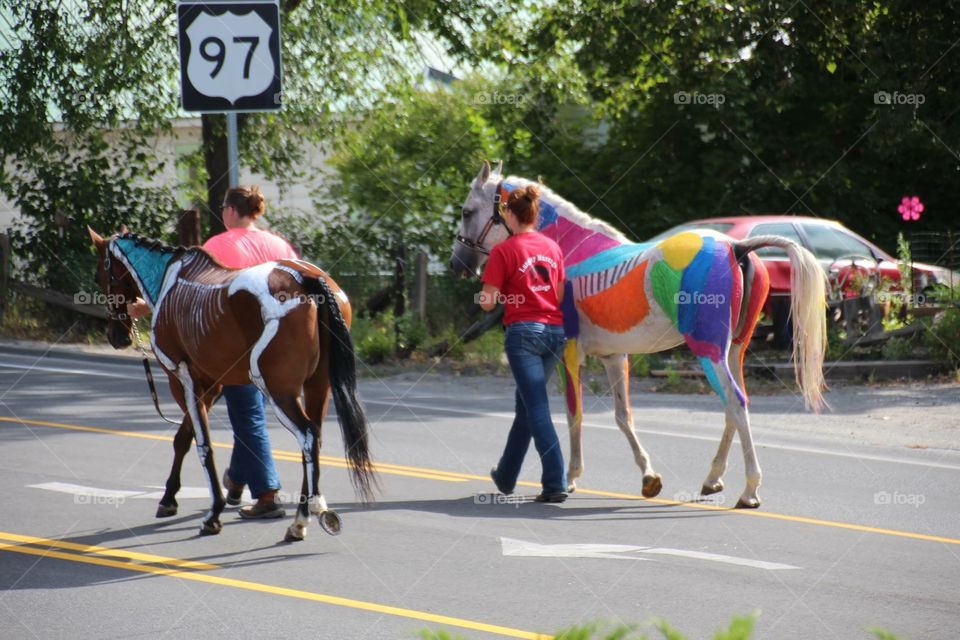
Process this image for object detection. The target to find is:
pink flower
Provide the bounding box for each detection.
[897,195,924,221]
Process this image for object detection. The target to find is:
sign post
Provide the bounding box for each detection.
[177,0,282,186]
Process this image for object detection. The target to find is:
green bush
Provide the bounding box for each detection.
[352,315,395,365]
[924,308,960,370]
[418,614,903,639]
[880,336,916,361]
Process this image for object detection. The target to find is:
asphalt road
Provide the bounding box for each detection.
[0,345,957,639]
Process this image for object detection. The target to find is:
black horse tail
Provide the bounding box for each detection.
[303,276,377,503]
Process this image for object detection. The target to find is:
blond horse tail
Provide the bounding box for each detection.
[736,236,828,412]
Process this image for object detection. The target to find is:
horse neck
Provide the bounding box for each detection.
[111,239,180,306]
[525,189,628,267]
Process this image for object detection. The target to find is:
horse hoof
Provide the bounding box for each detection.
[199,520,222,536]
[642,474,663,498]
[735,498,760,509]
[156,504,178,518]
[701,481,724,496]
[319,510,342,536]
[284,525,305,542]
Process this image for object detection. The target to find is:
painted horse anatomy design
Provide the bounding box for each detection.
[451,161,827,509]
[89,230,375,540]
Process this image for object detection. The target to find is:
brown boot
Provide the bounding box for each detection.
[239,489,285,519]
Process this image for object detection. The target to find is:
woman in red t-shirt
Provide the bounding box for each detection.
[478,185,568,502]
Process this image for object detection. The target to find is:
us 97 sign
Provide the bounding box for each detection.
[177,0,282,112]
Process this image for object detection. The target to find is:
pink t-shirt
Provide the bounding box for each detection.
[481,231,565,326]
[203,227,298,268]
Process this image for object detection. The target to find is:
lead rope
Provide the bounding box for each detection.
[133,319,181,425]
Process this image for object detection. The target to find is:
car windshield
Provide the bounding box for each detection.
[748,222,804,258]
[800,223,876,261]
[647,222,734,242]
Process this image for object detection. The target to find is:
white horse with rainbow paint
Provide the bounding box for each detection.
[450,161,827,509]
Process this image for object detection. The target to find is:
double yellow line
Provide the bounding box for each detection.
[0,531,548,639]
[2,415,959,547]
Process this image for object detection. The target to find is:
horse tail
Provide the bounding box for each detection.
[734,236,828,412]
[303,276,377,502]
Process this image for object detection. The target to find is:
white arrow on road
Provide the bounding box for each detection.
[28,482,210,500]
[501,537,799,571]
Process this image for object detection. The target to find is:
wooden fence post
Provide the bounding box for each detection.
[176,208,202,246]
[415,251,428,321]
[0,233,8,322]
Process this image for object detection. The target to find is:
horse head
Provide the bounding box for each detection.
[450,159,510,278]
[87,226,137,349]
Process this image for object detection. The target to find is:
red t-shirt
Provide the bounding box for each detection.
[481,232,565,326]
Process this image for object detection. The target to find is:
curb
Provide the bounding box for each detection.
[746,359,942,381]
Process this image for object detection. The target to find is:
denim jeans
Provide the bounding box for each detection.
[496,322,567,495]
[222,384,281,498]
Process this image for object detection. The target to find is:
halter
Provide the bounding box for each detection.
[455,181,513,256]
[102,250,131,322]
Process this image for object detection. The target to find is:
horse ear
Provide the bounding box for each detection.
[474,160,491,187]
[119,224,129,235]
[494,160,503,176]
[87,226,104,247]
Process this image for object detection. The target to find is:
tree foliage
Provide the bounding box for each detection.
[492,0,960,249]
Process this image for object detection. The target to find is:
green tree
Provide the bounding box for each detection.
[0,0,514,294]
[490,1,960,248]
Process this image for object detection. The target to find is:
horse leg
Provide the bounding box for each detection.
[156,375,192,517]
[599,354,662,498]
[699,354,761,508]
[303,369,340,533]
[267,393,324,542]
[701,343,746,497]
[176,363,225,535]
[157,417,193,517]
[562,338,585,493]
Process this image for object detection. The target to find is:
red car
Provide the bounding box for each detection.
[649,216,958,338]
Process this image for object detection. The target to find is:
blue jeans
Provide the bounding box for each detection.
[222,384,281,498]
[496,322,567,495]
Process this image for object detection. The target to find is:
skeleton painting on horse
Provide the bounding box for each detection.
[451,161,827,509]
[88,229,376,540]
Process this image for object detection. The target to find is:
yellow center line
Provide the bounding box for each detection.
[3,415,959,546]
[0,531,218,570]
[0,416,460,483]
[0,536,549,639]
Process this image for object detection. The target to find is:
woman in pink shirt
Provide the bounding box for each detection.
[129,185,297,519]
[211,186,297,519]
[478,185,568,503]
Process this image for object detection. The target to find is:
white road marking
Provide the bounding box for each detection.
[28,482,209,500]
[500,537,800,570]
[363,399,960,471]
[0,363,132,379]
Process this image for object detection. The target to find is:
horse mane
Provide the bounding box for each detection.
[504,175,632,244]
[116,232,223,268]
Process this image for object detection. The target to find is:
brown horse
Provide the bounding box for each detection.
[88,229,376,540]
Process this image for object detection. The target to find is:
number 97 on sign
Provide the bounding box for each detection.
[177,0,282,112]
